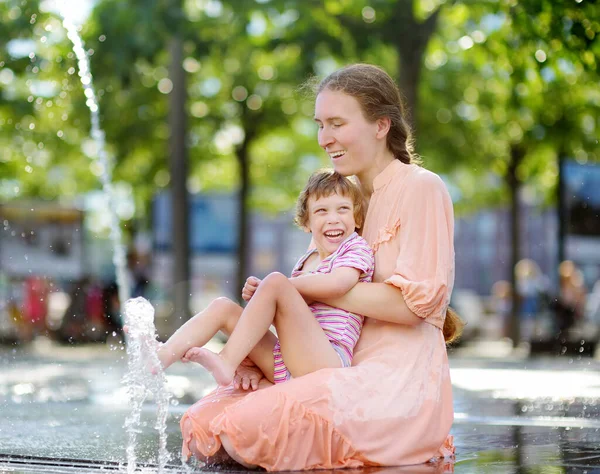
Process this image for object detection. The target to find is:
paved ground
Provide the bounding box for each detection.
[2,338,600,473]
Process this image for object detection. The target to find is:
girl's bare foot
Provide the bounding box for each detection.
[125,326,165,374]
[184,347,235,386]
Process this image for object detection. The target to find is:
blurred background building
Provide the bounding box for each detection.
[1,0,599,353]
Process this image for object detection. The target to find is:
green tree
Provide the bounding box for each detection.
[84,0,337,308]
[418,0,600,343]
[0,0,102,200]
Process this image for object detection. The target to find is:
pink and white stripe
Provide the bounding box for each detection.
[273,232,374,383]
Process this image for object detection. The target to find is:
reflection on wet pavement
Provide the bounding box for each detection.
[2,341,600,473]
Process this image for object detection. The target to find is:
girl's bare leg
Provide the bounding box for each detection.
[189,272,341,385]
[164,297,278,382]
[157,297,242,370]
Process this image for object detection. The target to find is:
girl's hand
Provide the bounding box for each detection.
[233,357,263,390]
[242,276,261,302]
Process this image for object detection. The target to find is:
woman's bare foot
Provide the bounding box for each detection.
[184,347,235,386]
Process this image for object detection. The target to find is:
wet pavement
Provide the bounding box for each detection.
[2,338,600,473]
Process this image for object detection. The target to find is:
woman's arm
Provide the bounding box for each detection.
[320,281,422,326]
[289,267,361,301]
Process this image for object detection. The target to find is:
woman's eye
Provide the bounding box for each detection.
[332,123,342,128]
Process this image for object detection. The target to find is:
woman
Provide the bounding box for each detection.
[180,64,461,471]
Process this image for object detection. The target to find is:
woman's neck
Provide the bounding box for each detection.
[356,152,396,197]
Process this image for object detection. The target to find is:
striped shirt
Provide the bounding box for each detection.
[273,232,375,383]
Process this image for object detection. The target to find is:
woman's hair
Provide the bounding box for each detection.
[315,64,419,165]
[295,169,365,230]
[443,307,464,345]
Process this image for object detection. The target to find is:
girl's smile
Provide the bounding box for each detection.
[305,193,357,260]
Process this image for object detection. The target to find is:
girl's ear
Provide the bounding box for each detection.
[355,214,363,230]
[376,116,391,139]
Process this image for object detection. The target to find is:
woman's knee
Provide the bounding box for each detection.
[220,434,258,469]
[181,417,203,459]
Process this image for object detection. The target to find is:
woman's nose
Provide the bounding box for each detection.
[318,128,334,149]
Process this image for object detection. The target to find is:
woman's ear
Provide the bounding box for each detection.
[376,116,391,139]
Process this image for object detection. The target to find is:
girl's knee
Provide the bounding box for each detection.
[261,272,289,290]
[210,297,241,331]
[210,297,238,313]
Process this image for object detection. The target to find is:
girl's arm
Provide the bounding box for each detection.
[320,282,422,326]
[289,267,361,301]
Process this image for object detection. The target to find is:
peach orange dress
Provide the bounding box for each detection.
[180,160,456,471]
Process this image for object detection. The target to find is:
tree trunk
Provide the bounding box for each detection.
[168,34,190,330]
[235,140,250,303]
[506,145,524,346]
[390,1,440,131]
[557,154,566,265]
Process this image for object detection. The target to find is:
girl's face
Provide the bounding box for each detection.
[305,192,357,258]
[314,89,381,178]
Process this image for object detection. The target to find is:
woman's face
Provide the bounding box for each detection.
[314,89,380,178]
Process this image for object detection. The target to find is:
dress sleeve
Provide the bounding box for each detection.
[383,171,454,325]
[330,238,375,282]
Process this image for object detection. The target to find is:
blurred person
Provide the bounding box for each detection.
[102,280,122,334]
[554,260,587,332]
[180,64,462,471]
[9,296,27,342]
[22,275,50,339]
[515,259,548,340]
[586,279,600,325]
[127,250,151,298]
[86,278,107,341]
[57,276,93,343]
[491,280,512,338]
[148,170,375,387]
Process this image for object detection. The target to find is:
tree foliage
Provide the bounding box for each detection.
[2,0,599,310]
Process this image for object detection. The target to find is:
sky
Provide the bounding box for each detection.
[42,0,95,24]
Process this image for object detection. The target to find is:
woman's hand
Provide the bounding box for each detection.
[233,357,263,390]
[242,276,261,302]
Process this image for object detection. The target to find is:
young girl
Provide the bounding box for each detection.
[155,169,374,387]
